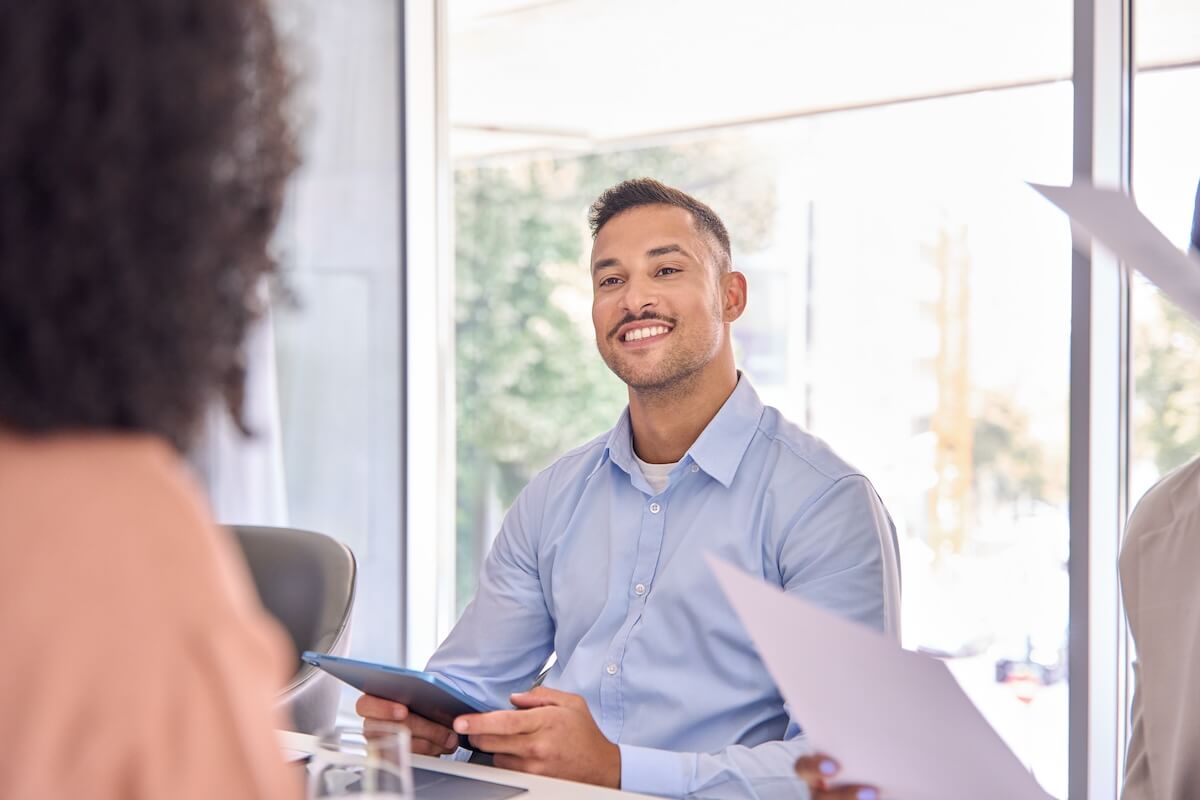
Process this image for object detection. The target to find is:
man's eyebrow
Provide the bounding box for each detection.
[591,244,692,273]
[645,244,690,259]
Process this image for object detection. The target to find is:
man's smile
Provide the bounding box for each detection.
[616,321,673,348]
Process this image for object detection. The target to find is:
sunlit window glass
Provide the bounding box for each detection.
[450,2,1072,794]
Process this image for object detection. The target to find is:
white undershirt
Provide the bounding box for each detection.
[634,454,678,495]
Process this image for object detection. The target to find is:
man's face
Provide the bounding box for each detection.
[590,204,727,392]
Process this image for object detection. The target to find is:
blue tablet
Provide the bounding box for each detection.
[302,651,497,750]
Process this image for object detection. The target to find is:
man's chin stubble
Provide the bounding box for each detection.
[606,356,707,403]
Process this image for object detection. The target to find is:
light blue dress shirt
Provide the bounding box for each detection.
[427,376,901,798]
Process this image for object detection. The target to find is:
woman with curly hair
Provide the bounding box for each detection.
[0,1,301,797]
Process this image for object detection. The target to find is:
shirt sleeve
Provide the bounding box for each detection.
[778,473,901,639]
[425,472,557,708]
[619,721,812,799]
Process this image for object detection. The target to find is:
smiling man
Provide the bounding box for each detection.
[359,178,900,799]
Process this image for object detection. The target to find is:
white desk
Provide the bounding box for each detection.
[411,753,656,799]
[280,730,655,799]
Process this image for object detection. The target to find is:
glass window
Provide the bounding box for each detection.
[279,1,404,669]
[1130,62,1200,499]
[206,1,404,675]
[449,2,1072,794]
[1135,0,1200,70]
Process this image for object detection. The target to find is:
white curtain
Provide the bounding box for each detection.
[190,298,289,527]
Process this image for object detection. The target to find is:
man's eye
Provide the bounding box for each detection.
[657,266,681,276]
[599,276,622,287]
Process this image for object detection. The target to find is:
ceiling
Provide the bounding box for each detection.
[446,0,1200,159]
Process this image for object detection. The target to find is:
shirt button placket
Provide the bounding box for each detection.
[605,493,664,735]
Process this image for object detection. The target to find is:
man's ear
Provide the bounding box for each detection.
[721,270,748,323]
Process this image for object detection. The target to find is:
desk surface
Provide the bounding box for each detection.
[279,730,655,799]
[411,753,655,799]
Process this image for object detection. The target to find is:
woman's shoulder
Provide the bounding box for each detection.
[0,431,264,629]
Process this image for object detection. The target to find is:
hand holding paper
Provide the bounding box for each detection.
[707,555,1052,800]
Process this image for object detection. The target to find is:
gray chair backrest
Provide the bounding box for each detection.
[230,525,356,734]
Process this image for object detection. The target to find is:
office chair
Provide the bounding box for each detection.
[230,525,356,735]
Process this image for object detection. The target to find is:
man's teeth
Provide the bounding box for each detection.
[624,325,670,342]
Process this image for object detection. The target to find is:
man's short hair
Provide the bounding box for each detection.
[0,0,297,450]
[589,178,732,272]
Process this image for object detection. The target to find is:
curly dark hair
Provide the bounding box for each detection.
[0,0,298,450]
[588,178,732,272]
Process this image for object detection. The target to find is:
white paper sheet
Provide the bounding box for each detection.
[1029,182,1200,321]
[707,556,1052,800]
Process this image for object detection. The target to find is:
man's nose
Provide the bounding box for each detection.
[620,275,658,313]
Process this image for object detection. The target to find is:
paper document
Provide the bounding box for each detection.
[707,556,1052,800]
[1029,181,1200,321]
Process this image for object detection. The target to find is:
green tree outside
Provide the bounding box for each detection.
[1134,288,1200,475]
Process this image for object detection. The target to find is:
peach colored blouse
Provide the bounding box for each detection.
[0,432,301,799]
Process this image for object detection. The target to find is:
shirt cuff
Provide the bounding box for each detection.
[618,743,691,798]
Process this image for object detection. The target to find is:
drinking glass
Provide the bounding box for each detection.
[309,724,414,800]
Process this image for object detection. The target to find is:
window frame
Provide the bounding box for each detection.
[1069,0,1134,797]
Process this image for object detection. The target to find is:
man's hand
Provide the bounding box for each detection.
[795,754,879,800]
[453,687,620,788]
[355,694,460,756]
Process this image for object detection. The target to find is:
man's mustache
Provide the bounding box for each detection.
[607,312,677,340]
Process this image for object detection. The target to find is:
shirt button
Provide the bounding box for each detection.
[634,583,647,596]
[605,663,619,676]
[649,502,661,514]
[690,464,700,473]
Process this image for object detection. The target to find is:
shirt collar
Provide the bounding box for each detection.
[590,374,764,490]
[685,374,764,488]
